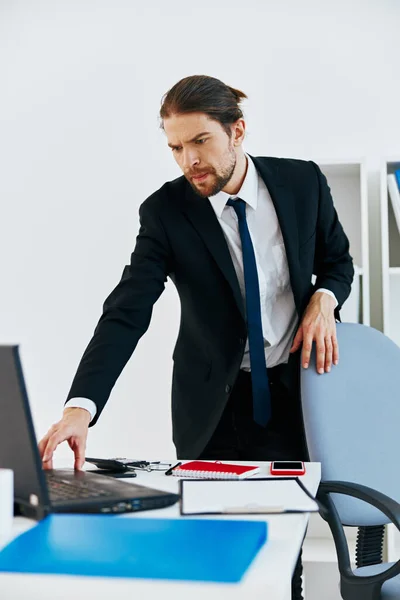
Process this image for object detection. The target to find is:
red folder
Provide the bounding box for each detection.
[172,460,260,479]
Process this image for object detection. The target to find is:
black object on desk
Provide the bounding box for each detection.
[85,457,138,478]
[85,457,173,473]
[86,468,137,479]
[85,457,140,471]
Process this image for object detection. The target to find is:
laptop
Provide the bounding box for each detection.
[0,345,179,520]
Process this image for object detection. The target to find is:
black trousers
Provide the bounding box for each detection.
[199,363,308,462]
[198,363,309,600]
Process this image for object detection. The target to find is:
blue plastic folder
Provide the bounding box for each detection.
[0,515,267,583]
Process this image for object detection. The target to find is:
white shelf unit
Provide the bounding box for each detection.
[381,159,400,563]
[304,161,370,576]
[381,159,400,347]
[311,161,370,326]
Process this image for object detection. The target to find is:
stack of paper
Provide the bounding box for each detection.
[180,478,319,515]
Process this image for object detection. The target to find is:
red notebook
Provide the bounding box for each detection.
[172,461,260,479]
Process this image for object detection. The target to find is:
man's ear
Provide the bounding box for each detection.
[232,118,246,146]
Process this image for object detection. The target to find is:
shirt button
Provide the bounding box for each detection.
[225,384,231,394]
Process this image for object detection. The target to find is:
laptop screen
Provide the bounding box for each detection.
[0,345,49,518]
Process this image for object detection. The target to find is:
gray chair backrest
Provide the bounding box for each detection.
[300,322,400,526]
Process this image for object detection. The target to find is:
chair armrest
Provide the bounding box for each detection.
[318,480,400,586]
[320,481,400,531]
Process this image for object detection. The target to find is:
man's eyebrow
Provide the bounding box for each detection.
[168,131,211,148]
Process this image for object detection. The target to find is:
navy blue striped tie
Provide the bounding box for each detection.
[227,197,271,427]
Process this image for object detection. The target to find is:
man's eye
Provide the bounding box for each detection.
[171,139,206,152]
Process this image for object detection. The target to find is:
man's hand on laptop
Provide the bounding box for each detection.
[38,407,91,470]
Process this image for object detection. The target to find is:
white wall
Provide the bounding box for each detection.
[1,0,399,462]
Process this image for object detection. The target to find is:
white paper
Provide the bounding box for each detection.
[181,479,319,514]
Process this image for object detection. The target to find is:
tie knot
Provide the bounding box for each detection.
[227,197,246,219]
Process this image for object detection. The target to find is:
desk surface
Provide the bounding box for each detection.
[0,460,321,600]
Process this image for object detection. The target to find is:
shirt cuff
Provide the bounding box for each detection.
[315,288,338,309]
[64,398,97,422]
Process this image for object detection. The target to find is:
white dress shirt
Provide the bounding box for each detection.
[65,153,337,421]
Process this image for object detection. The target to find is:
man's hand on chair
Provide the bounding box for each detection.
[289,291,338,374]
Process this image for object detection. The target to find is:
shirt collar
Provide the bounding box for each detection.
[209,153,258,219]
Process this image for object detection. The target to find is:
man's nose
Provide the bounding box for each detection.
[182,149,200,172]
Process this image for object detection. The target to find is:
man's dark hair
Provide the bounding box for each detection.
[159,75,247,138]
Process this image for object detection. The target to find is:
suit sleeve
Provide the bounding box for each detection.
[309,161,354,322]
[65,198,172,426]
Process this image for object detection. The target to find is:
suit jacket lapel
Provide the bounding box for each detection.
[182,183,245,321]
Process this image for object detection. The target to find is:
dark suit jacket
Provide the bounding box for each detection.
[66,155,354,458]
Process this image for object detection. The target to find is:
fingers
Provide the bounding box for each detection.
[38,410,90,470]
[68,437,87,471]
[290,328,303,353]
[301,325,314,369]
[39,422,74,467]
[38,433,51,461]
[315,333,326,374]
[332,336,339,365]
[324,336,333,372]
[41,429,69,465]
[302,330,338,374]
[38,428,56,469]
[312,335,339,374]
[322,332,339,372]
[42,456,53,470]
[74,454,85,471]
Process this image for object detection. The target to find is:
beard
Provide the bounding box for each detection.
[188,147,237,199]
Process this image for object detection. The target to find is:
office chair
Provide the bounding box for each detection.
[300,322,400,600]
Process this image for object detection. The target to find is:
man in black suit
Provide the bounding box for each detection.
[39,74,353,599]
[39,70,354,472]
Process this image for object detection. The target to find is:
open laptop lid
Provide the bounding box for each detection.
[0,345,50,520]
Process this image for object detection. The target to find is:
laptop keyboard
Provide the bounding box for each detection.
[46,472,114,501]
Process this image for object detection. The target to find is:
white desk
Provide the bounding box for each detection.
[0,460,321,600]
